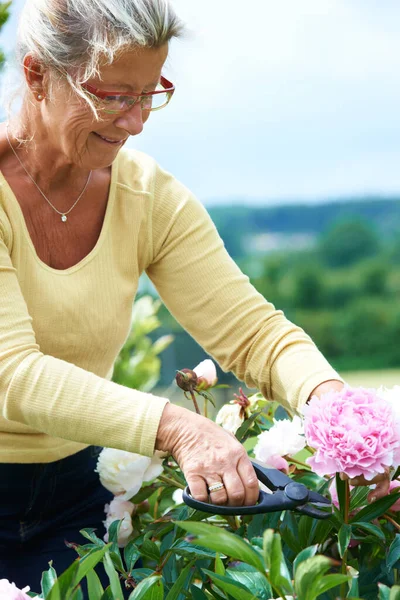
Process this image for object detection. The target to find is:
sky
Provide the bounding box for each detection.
[1,0,400,205]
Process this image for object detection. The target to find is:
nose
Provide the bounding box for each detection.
[113,102,146,136]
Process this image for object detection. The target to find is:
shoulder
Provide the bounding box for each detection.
[115,148,194,205]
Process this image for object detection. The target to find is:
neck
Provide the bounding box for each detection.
[8,104,91,193]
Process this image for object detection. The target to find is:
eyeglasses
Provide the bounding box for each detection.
[81,76,175,114]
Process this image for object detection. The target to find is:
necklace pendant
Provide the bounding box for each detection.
[61,214,67,222]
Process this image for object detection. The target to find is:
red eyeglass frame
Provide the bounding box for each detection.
[81,75,175,112]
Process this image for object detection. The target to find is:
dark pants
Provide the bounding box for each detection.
[0,446,114,595]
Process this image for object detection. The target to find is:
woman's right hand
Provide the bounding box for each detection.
[155,403,259,507]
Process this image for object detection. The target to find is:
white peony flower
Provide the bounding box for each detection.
[215,403,244,435]
[96,448,164,500]
[104,496,135,547]
[254,416,306,470]
[193,359,218,387]
[172,488,184,504]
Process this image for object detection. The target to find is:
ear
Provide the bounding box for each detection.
[23,54,47,100]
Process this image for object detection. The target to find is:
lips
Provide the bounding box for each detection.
[93,132,127,145]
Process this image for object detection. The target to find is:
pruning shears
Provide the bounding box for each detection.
[182,459,331,520]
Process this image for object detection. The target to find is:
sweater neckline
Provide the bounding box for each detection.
[0,154,119,276]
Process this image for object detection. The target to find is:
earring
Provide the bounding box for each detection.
[37,94,44,101]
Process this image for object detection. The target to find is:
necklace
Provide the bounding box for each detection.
[5,125,92,223]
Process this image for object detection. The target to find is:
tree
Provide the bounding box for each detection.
[318,218,380,268]
[0,2,11,70]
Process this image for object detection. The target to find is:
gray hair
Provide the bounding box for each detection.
[16,0,183,89]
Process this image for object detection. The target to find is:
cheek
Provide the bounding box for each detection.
[142,110,151,125]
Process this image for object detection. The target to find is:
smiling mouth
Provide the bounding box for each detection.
[93,132,127,145]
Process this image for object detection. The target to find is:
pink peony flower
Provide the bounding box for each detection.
[0,580,32,599]
[303,386,400,480]
[193,359,217,388]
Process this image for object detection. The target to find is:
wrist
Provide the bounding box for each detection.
[307,379,345,403]
[155,402,190,454]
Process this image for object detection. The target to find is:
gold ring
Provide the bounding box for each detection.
[208,482,225,493]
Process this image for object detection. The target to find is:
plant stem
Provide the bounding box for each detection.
[189,390,201,414]
[340,479,350,599]
[159,474,185,490]
[153,487,162,519]
[289,456,311,470]
[204,397,208,418]
[344,478,350,524]
[384,513,400,532]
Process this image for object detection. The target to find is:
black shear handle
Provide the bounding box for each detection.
[182,487,331,519]
[182,487,301,516]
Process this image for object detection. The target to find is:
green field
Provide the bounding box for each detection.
[342,369,400,388]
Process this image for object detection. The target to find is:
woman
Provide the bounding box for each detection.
[0,0,389,590]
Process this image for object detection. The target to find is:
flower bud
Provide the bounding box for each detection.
[175,369,198,391]
[136,500,150,514]
[193,359,217,389]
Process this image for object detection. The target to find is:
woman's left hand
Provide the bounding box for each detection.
[339,468,392,503]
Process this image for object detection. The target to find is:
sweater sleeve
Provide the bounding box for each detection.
[146,168,343,414]
[0,224,168,457]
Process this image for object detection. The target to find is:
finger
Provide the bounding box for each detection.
[368,478,391,503]
[187,475,209,503]
[222,470,246,507]
[237,456,259,506]
[207,477,228,506]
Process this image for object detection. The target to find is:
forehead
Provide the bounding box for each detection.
[96,44,169,89]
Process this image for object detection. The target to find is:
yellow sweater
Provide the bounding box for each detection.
[0,149,341,463]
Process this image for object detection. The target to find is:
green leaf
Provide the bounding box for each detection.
[46,562,80,600]
[350,491,400,523]
[170,540,218,560]
[165,560,195,600]
[349,486,369,512]
[379,583,391,600]
[235,412,262,442]
[390,586,400,600]
[226,563,272,599]
[70,587,84,600]
[338,524,352,558]
[190,585,209,600]
[293,545,318,576]
[86,570,104,600]
[129,568,155,583]
[346,566,359,598]
[124,541,141,572]
[128,575,164,599]
[387,535,400,571]
[103,552,124,600]
[215,554,225,576]
[175,521,265,574]
[129,484,160,504]
[41,564,57,597]
[263,529,293,595]
[351,521,386,540]
[140,538,161,562]
[100,588,114,600]
[294,555,332,600]
[314,573,351,596]
[202,571,258,600]
[76,546,109,582]
[79,528,105,546]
